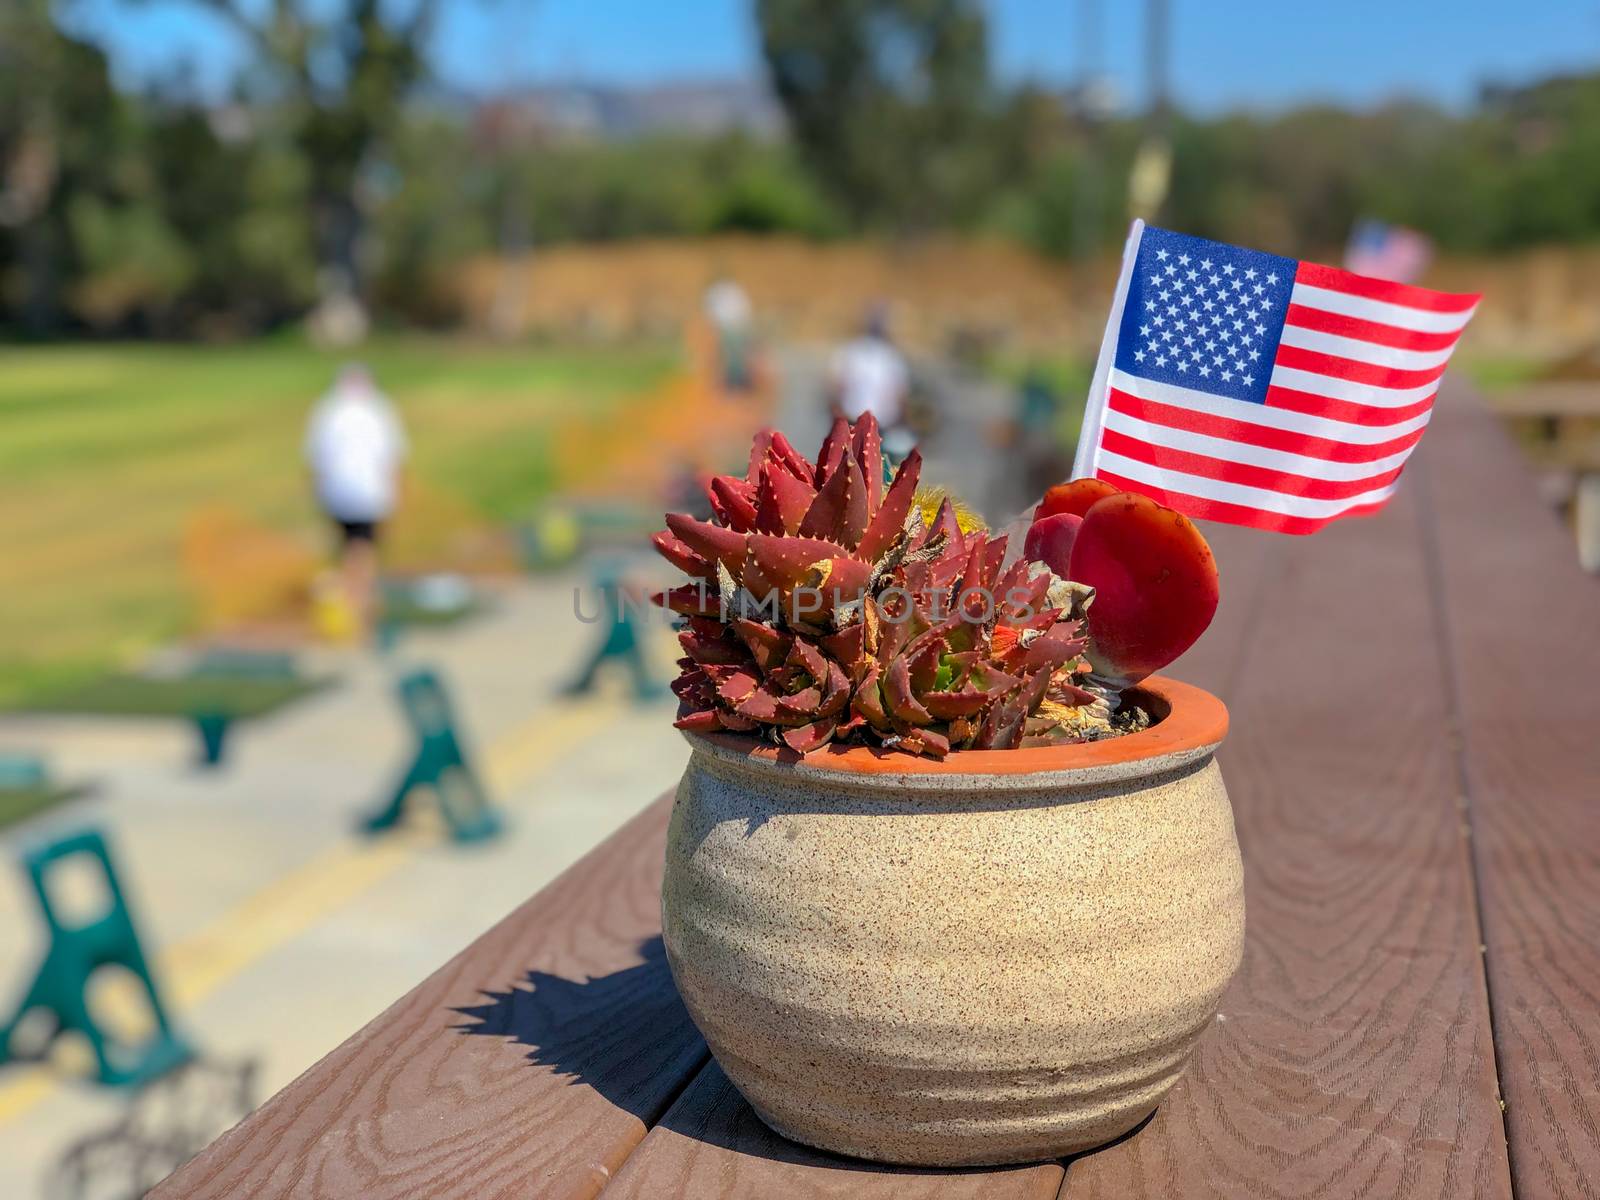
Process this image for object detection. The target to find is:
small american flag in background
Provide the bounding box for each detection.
[1345,219,1433,285]
[1072,222,1480,534]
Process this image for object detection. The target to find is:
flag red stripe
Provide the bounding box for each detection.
[1094,468,1392,534]
[1284,303,1463,352]
[1098,429,1407,501]
[1107,389,1427,463]
[1272,343,1449,390]
[1264,384,1436,425]
[1294,261,1481,312]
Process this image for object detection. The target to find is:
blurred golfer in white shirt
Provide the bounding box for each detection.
[304,364,407,631]
[830,305,912,460]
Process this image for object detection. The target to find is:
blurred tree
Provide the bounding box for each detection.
[756,0,997,231]
[152,0,444,322]
[0,0,124,333]
[20,0,1600,339]
[373,113,491,327]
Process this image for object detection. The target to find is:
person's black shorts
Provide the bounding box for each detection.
[334,518,379,546]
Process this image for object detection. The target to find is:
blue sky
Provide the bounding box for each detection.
[67,0,1600,113]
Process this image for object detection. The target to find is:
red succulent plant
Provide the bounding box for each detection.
[652,416,1102,757]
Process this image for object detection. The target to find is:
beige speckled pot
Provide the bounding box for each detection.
[660,676,1244,1167]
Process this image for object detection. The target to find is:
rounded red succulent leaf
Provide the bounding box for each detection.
[1021,513,1083,579]
[1068,491,1219,686]
[1037,477,1120,520]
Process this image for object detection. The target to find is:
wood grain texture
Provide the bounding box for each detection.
[151,793,708,1200]
[1063,474,1513,1198]
[1418,390,1600,1199]
[602,1059,1066,1200]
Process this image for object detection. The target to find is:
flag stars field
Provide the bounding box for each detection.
[1074,221,1481,534]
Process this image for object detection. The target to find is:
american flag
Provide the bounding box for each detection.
[1345,219,1433,285]
[1072,221,1480,534]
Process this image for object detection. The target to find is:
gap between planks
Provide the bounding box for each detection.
[1409,444,1518,1190]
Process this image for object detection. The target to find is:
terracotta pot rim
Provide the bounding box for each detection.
[684,674,1227,779]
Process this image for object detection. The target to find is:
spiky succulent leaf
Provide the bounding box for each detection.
[710,476,759,532]
[815,416,851,483]
[858,448,922,561]
[652,531,715,581]
[665,513,746,570]
[756,462,815,534]
[852,412,884,512]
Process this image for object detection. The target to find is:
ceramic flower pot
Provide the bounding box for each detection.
[660,675,1243,1167]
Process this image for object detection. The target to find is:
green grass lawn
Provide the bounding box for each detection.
[1455,352,1549,394]
[30,673,327,719]
[0,336,677,707]
[0,785,88,832]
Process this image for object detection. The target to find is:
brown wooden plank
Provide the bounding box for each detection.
[151,793,708,1200]
[1417,389,1600,1199]
[603,1059,1065,1199]
[1063,473,1513,1198]
[1169,517,1281,704]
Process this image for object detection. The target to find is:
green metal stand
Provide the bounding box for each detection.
[188,650,298,767]
[362,670,502,843]
[0,830,192,1088]
[192,712,231,767]
[564,564,665,702]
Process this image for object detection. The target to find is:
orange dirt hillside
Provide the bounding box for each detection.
[456,237,1108,357]
[458,236,1600,363]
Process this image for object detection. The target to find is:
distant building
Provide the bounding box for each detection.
[492,80,786,142]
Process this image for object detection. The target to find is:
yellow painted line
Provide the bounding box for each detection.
[483,693,617,794]
[0,688,622,1124]
[162,837,423,1008]
[0,1073,55,1124]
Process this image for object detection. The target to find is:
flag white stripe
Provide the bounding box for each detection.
[1110,370,1434,444]
[1102,407,1417,481]
[1291,282,1478,333]
[1276,323,1456,370]
[1268,364,1439,408]
[1096,450,1402,517]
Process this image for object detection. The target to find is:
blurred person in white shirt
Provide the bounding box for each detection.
[703,274,755,394]
[304,364,407,631]
[829,305,912,461]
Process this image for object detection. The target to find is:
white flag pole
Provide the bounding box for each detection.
[1072,218,1146,480]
